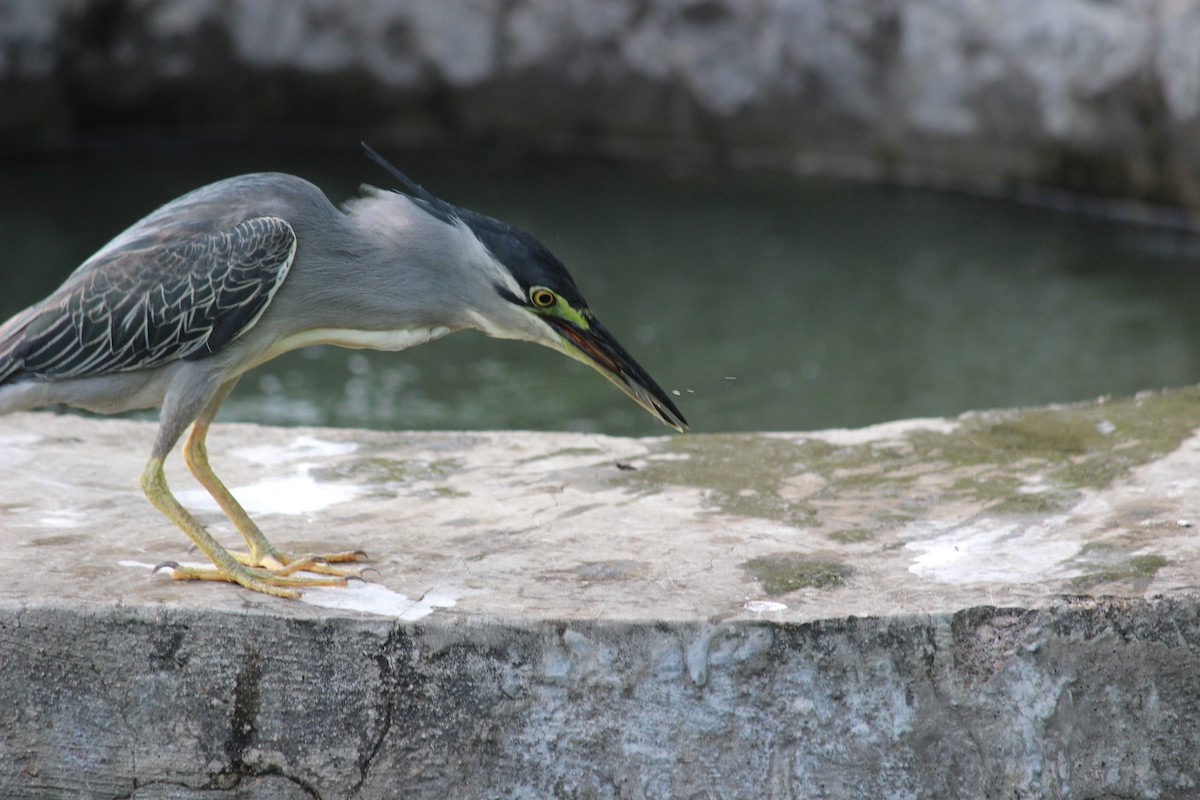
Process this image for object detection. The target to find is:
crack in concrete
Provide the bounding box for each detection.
[222,647,262,777]
[113,778,198,800]
[351,621,405,794]
[116,769,323,800]
[922,615,987,794]
[206,767,323,799]
[199,646,325,798]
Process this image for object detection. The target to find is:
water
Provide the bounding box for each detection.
[2,143,1200,435]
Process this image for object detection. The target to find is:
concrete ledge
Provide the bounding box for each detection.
[3,391,1200,797]
[6,598,1200,798]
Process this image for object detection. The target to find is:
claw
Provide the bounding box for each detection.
[152,560,180,575]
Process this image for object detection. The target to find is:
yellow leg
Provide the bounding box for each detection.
[181,408,367,577]
[139,457,349,598]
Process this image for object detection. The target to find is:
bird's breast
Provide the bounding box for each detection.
[242,325,453,372]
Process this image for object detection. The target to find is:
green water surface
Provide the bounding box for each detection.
[2,144,1199,435]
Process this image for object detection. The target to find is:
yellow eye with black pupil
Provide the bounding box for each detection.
[530,288,556,308]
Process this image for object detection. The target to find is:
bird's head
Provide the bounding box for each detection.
[363,144,688,433]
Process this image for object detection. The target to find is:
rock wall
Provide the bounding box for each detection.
[6,600,1200,799]
[2,1,1200,200]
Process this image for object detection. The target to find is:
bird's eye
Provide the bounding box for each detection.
[530,287,557,308]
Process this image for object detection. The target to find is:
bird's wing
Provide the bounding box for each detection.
[0,216,296,382]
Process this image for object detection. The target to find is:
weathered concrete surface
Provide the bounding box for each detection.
[3,389,1200,798]
[3,0,1200,207]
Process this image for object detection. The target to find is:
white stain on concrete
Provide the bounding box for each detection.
[231,435,358,467]
[804,417,960,447]
[173,434,362,515]
[300,583,465,620]
[177,473,358,516]
[0,433,38,469]
[38,509,87,529]
[744,600,788,613]
[118,559,464,620]
[906,517,1081,584]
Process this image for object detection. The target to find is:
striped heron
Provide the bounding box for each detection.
[0,145,687,598]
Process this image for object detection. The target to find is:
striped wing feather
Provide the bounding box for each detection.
[1,217,295,382]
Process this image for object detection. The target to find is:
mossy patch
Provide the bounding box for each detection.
[416,485,469,499]
[917,389,1200,495]
[618,434,826,526]
[310,456,461,486]
[1069,542,1170,589]
[741,554,853,595]
[572,560,650,581]
[827,529,874,544]
[619,388,1200,528]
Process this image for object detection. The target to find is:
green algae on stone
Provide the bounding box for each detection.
[417,485,469,499]
[618,434,824,526]
[311,456,461,485]
[987,486,1078,515]
[1070,542,1171,589]
[925,389,1200,493]
[1071,555,1169,589]
[619,388,1200,529]
[741,554,853,595]
[828,529,874,544]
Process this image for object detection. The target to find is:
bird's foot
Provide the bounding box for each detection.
[233,547,371,579]
[153,547,371,599]
[152,560,361,599]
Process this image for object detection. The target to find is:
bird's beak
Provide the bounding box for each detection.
[544,315,688,432]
